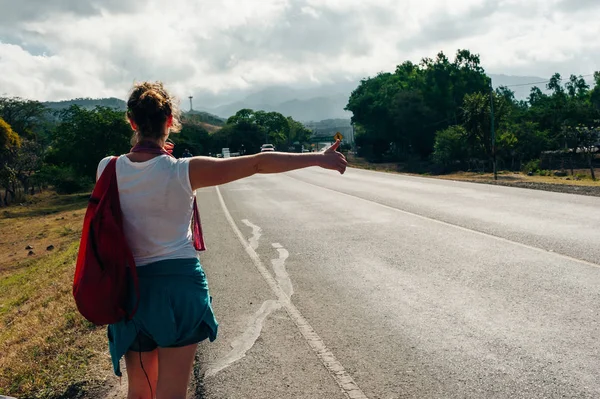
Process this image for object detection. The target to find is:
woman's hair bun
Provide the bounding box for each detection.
[139,89,167,114]
[126,81,182,142]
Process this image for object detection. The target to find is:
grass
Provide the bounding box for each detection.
[431,170,600,187]
[347,155,600,188]
[0,191,113,399]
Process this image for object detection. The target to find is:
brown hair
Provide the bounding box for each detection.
[126,81,181,144]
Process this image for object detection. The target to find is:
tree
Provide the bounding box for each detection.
[287,117,312,147]
[510,122,550,167]
[170,121,212,157]
[212,120,263,155]
[564,124,599,180]
[0,117,21,150]
[0,97,48,139]
[590,72,600,111]
[346,49,491,160]
[497,131,518,170]
[46,106,131,180]
[565,74,589,100]
[253,111,290,147]
[14,139,44,195]
[0,117,22,205]
[432,125,469,170]
[219,109,307,154]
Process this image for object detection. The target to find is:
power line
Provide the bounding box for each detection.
[501,73,595,88]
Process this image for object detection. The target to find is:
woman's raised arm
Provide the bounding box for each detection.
[189,140,347,190]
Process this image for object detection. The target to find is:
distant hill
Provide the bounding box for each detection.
[183,110,225,126]
[43,74,594,124]
[205,93,351,122]
[43,97,126,111]
[198,81,357,122]
[198,74,572,122]
[41,99,226,132]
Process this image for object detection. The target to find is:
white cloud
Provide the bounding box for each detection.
[0,0,598,102]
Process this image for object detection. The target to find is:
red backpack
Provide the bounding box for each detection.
[73,152,205,326]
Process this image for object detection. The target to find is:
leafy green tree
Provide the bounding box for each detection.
[219,109,308,154]
[590,72,600,111]
[432,125,469,169]
[0,117,21,150]
[170,121,212,157]
[346,49,491,160]
[0,97,48,140]
[287,117,312,147]
[510,122,551,167]
[564,124,599,180]
[253,110,290,147]
[14,139,44,195]
[0,117,21,205]
[497,131,518,170]
[461,91,510,164]
[216,111,265,154]
[46,106,131,179]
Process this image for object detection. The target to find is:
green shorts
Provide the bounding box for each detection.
[107,258,218,376]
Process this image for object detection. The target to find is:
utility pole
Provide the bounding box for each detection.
[189,96,193,112]
[490,82,497,181]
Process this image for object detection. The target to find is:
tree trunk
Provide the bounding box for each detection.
[589,155,596,181]
[21,179,29,197]
[570,154,575,176]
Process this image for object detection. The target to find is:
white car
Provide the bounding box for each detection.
[260,144,275,152]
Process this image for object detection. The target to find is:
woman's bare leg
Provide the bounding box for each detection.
[155,344,198,399]
[124,349,159,399]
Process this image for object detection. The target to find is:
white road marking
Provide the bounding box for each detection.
[206,222,291,376]
[205,300,282,377]
[241,219,262,250]
[216,186,369,399]
[206,217,275,376]
[271,243,292,299]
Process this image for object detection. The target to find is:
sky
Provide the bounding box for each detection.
[0,0,598,103]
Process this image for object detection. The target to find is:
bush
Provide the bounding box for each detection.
[523,159,541,174]
[37,165,91,194]
[432,126,469,171]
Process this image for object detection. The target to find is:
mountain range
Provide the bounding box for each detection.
[195,74,560,122]
[44,74,592,123]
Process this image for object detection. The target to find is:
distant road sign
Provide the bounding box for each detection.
[334,132,343,141]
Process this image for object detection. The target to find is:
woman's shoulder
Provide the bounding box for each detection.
[98,155,114,167]
[159,155,192,169]
[96,155,122,180]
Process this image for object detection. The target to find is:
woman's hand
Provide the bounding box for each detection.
[319,140,348,174]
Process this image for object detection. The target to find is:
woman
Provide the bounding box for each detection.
[96,81,347,399]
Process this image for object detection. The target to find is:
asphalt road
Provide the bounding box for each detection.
[194,167,600,399]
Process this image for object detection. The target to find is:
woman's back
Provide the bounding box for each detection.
[97,154,197,266]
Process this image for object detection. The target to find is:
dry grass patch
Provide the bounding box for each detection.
[0,192,113,399]
[434,170,600,186]
[347,155,600,192]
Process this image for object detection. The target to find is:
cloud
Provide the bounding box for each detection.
[0,0,598,102]
[557,0,600,12]
[397,0,500,51]
[0,0,136,24]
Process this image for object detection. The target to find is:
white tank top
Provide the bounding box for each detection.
[97,154,198,266]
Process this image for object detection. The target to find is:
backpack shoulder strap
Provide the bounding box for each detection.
[192,196,205,251]
[102,156,141,320]
[92,157,118,202]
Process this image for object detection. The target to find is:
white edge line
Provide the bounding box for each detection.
[285,174,600,269]
[215,186,369,399]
